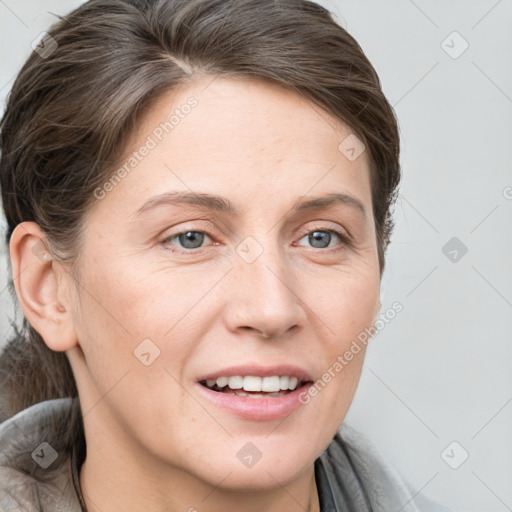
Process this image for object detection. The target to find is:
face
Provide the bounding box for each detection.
[66,76,381,490]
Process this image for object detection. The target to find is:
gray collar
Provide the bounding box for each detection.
[0,398,447,512]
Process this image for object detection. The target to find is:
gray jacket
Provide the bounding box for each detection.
[0,398,451,511]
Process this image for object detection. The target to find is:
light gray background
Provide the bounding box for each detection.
[1,1,511,511]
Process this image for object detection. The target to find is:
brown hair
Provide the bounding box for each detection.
[0,0,401,421]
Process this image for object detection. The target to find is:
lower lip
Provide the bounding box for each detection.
[195,382,313,421]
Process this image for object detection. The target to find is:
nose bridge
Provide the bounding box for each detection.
[228,234,302,337]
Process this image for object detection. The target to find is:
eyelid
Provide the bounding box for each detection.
[296,221,351,240]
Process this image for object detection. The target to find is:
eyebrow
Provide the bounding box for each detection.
[134,191,367,220]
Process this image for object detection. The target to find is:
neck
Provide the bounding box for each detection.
[79,453,320,512]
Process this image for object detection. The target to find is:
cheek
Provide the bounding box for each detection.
[295,260,378,418]
[297,259,380,343]
[72,255,210,380]
[70,261,201,439]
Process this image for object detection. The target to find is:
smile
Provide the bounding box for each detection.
[195,366,314,421]
[200,375,302,397]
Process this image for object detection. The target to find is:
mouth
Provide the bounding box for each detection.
[199,375,309,398]
[195,365,314,420]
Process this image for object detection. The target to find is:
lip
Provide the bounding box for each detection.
[195,380,314,421]
[196,364,313,383]
[195,364,314,421]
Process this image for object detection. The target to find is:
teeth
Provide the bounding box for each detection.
[226,390,289,398]
[216,376,228,388]
[204,375,302,392]
[228,376,243,389]
[261,376,280,392]
[288,377,298,390]
[243,376,262,391]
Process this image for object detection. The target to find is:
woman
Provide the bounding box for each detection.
[0,0,450,510]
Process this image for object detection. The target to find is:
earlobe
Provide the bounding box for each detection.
[9,221,78,352]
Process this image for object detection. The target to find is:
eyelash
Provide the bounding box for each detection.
[160,225,351,255]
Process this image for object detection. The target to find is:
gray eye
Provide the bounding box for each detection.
[308,231,332,248]
[177,231,206,249]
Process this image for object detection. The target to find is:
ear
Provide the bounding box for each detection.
[9,221,78,352]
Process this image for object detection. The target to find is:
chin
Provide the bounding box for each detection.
[201,456,313,491]
[179,432,320,491]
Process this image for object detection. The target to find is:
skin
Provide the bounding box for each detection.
[10,75,381,512]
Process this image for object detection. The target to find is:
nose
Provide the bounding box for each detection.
[223,241,305,340]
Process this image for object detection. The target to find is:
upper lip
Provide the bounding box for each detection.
[197,364,313,383]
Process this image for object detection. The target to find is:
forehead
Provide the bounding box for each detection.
[139,75,356,156]
[90,75,372,220]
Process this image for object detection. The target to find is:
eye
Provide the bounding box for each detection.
[160,226,350,255]
[161,230,213,253]
[295,227,348,251]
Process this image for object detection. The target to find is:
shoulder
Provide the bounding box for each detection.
[0,398,83,512]
[316,423,454,512]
